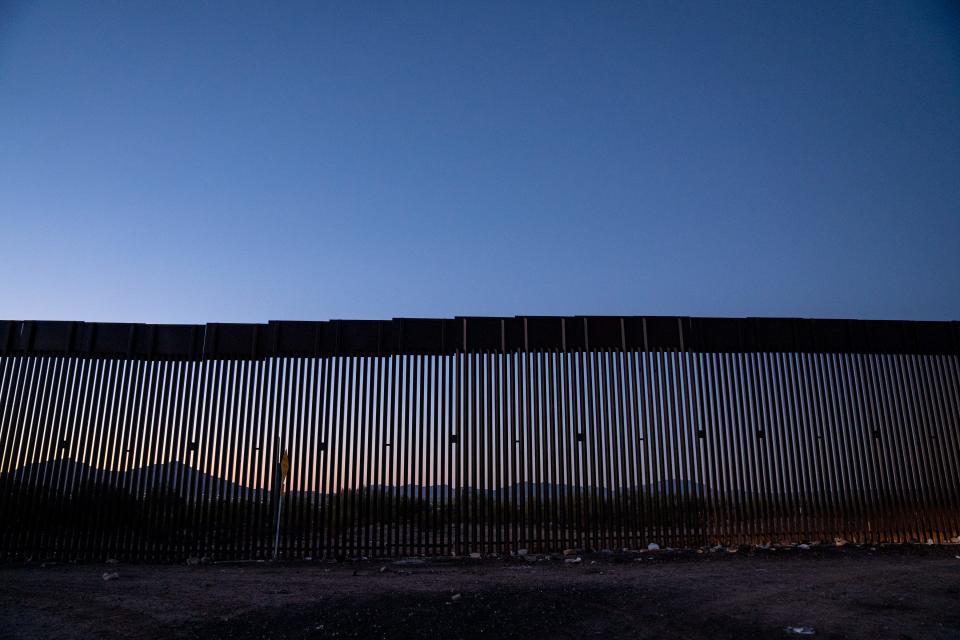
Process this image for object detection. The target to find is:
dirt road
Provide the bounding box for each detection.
[2,545,959,639]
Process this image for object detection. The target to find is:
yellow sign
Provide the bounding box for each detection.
[280,450,290,480]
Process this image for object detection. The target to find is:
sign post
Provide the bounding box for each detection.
[273,449,290,560]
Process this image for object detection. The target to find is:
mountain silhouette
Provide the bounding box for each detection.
[2,459,712,502]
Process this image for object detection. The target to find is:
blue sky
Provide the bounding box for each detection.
[1,0,958,324]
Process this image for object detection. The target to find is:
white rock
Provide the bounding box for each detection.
[647,543,660,551]
[926,539,934,545]
[451,593,462,602]
[469,552,482,559]
[709,545,724,553]
[517,548,529,556]
[797,544,811,550]
[564,557,582,564]
[785,626,815,635]
[102,572,119,581]
[105,558,118,564]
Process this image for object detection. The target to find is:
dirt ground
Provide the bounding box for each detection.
[2,545,959,640]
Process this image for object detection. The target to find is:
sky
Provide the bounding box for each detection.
[0,0,958,324]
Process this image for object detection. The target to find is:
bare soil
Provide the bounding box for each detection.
[2,545,960,640]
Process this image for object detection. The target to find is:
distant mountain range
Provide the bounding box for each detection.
[1,459,713,501]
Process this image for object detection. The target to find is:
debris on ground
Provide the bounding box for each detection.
[391,559,425,566]
[564,557,582,564]
[102,572,119,581]
[105,558,119,564]
[450,593,461,602]
[469,552,482,559]
[562,548,577,556]
[785,625,816,635]
[379,566,387,573]
[797,544,811,550]
[647,543,660,551]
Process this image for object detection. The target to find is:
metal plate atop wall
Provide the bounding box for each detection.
[0,316,957,359]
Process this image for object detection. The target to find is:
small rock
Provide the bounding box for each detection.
[379,566,387,573]
[451,593,462,602]
[647,543,660,551]
[102,572,119,581]
[186,557,200,565]
[517,548,529,556]
[785,626,815,635]
[392,558,425,566]
[200,556,211,564]
[105,558,119,565]
[469,552,482,559]
[926,539,934,545]
[756,543,771,550]
[564,557,582,564]
[833,538,847,547]
[709,545,724,553]
[797,544,811,550]
[304,556,313,561]
[562,548,578,556]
